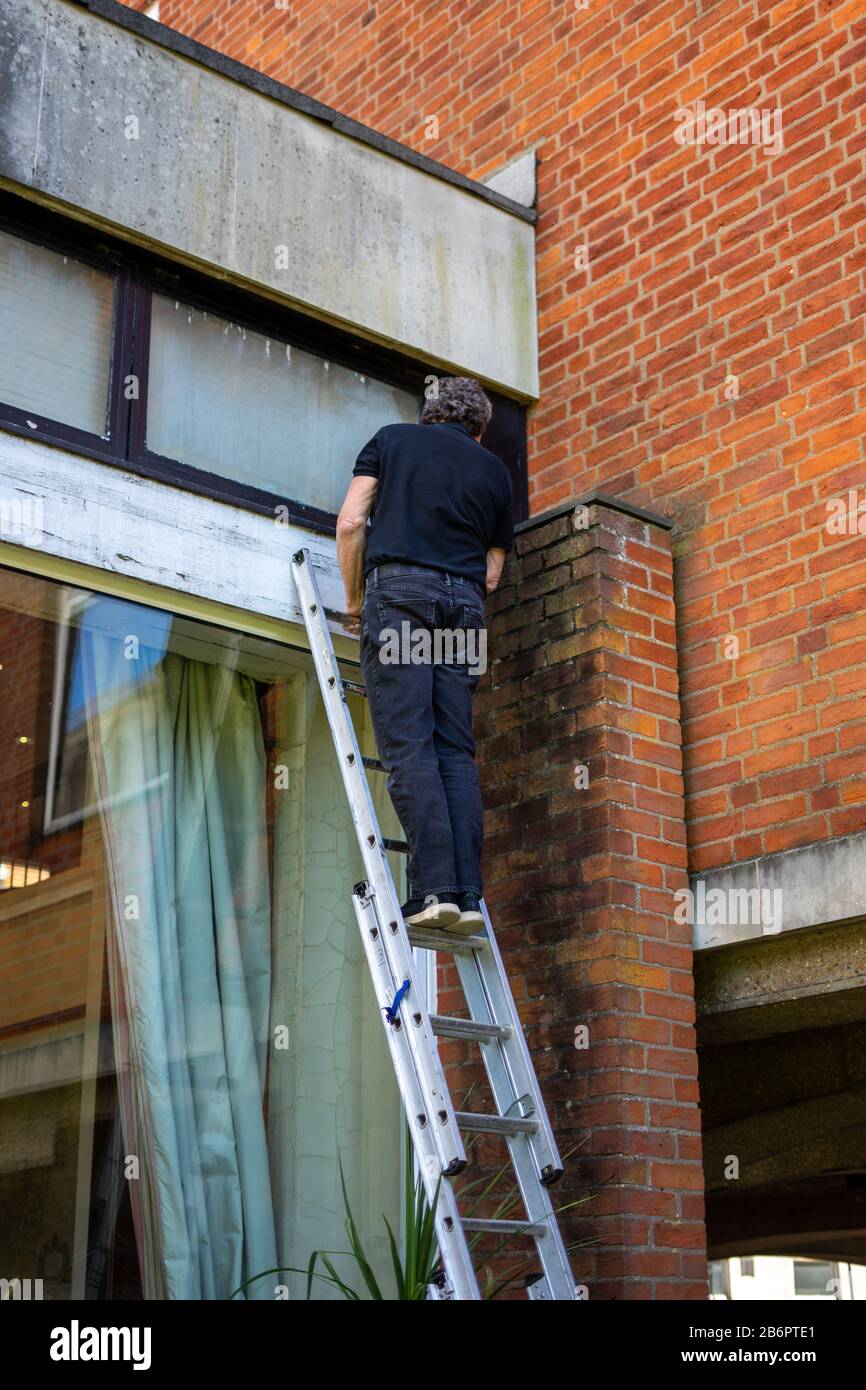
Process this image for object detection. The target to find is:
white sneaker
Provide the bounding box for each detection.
[401,898,461,929]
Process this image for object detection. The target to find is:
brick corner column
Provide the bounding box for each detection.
[475,494,708,1301]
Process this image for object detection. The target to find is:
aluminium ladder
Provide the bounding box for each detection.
[291,547,577,1301]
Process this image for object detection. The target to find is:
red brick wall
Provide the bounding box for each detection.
[124,0,866,877]
[465,496,705,1299]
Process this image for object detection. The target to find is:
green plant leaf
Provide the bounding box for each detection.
[338,1156,383,1300]
[319,1251,363,1301]
[384,1215,411,1299]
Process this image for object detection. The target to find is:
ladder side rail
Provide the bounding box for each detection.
[455,949,577,1300]
[499,1133,576,1301]
[291,549,466,1176]
[526,1276,554,1300]
[352,891,480,1301]
[472,899,566,1182]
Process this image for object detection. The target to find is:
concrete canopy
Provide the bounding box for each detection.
[0,0,538,398]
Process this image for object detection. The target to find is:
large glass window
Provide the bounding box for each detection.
[0,565,404,1299]
[0,229,116,437]
[0,213,431,523]
[793,1260,837,1297]
[146,296,419,514]
[0,201,528,525]
[0,204,525,528]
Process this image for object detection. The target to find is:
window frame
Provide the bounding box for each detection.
[0,192,529,533]
[792,1258,838,1298]
[0,213,133,462]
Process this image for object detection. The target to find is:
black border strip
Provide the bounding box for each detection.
[515,490,674,534]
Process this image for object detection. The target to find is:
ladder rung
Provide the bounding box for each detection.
[342,679,367,698]
[362,756,386,773]
[455,1111,540,1138]
[382,837,409,854]
[406,927,489,955]
[430,1014,511,1044]
[462,1218,548,1238]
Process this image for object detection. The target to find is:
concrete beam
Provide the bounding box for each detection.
[690,830,866,951]
[707,1176,866,1264]
[696,919,866,1043]
[0,0,538,397]
[0,430,354,648]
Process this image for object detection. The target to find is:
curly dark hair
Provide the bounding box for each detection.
[420,376,493,437]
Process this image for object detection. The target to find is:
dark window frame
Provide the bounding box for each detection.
[0,192,528,533]
[0,211,134,464]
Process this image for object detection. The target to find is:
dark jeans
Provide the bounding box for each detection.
[360,562,486,902]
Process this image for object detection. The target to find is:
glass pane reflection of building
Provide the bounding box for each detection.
[0,566,403,1300]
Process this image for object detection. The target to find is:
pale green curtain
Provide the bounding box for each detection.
[80,600,403,1301]
[82,609,277,1299]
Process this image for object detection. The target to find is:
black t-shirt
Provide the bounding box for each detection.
[352,420,514,589]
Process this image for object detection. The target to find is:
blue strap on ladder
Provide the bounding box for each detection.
[384,978,411,1026]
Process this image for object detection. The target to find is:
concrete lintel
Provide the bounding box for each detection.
[691,830,866,951]
[0,430,355,646]
[695,917,866,1042]
[68,0,536,225]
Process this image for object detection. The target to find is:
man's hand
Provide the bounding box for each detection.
[343,599,362,635]
[337,476,378,636]
[486,546,506,593]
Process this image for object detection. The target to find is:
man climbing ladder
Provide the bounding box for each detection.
[309,374,575,1299]
[290,544,576,1299]
[336,376,513,933]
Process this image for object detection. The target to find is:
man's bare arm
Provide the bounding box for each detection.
[337,475,378,628]
[486,546,506,594]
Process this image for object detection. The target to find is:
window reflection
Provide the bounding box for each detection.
[146,296,420,513]
[0,566,403,1299]
[0,230,115,437]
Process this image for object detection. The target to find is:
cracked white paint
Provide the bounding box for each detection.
[0,429,351,636]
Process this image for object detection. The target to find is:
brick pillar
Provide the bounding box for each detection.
[474,494,708,1300]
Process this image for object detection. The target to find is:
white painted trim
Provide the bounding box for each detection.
[0,430,356,651]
